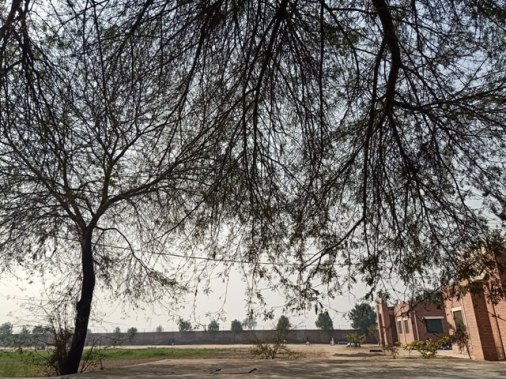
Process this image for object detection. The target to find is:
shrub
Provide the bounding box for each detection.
[346,332,366,347]
[404,336,450,359]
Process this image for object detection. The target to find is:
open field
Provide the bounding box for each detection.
[0,347,249,377]
[2,344,506,378]
[76,344,506,379]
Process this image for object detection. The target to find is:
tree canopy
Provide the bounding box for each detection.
[208,320,220,332]
[349,303,376,336]
[315,311,334,332]
[243,316,258,330]
[276,315,291,341]
[178,319,193,332]
[231,319,243,333]
[1,0,505,374]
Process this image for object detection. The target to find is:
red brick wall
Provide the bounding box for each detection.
[444,288,506,360]
[393,302,448,345]
[376,300,396,347]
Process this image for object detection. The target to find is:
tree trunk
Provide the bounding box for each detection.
[62,227,95,374]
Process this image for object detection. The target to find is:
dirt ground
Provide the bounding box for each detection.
[73,344,506,379]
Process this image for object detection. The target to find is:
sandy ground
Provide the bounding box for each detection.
[68,344,506,379]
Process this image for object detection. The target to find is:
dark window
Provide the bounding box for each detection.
[425,318,444,333]
[397,320,403,334]
[403,319,410,334]
[453,310,464,326]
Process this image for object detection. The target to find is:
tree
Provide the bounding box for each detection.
[0,322,12,335]
[276,315,291,342]
[32,325,50,346]
[243,316,257,331]
[231,320,243,333]
[0,0,232,373]
[349,303,377,337]
[1,0,506,373]
[178,319,193,332]
[208,320,220,333]
[315,312,334,332]
[111,327,123,347]
[0,322,13,346]
[155,325,164,333]
[55,0,504,309]
[126,327,137,342]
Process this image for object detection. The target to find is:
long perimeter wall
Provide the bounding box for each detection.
[86,329,373,346]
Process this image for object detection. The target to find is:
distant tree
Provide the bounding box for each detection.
[276,316,291,342]
[2,0,506,373]
[315,312,334,332]
[349,303,377,337]
[231,320,243,333]
[30,325,50,349]
[243,316,257,331]
[0,322,13,346]
[110,327,123,347]
[17,326,32,348]
[155,325,164,333]
[178,319,193,332]
[208,320,220,333]
[126,327,137,342]
[0,322,13,335]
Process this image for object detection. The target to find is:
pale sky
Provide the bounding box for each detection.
[0,267,370,333]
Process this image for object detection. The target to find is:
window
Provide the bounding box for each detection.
[453,310,464,326]
[397,320,403,334]
[425,318,444,333]
[403,319,410,334]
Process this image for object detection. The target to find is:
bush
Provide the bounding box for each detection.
[250,341,297,360]
[404,336,450,359]
[384,342,400,359]
[450,322,471,358]
[346,332,366,347]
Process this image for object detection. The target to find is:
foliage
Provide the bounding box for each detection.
[1,0,506,373]
[346,332,366,347]
[178,319,193,333]
[208,320,220,333]
[155,325,164,333]
[250,342,296,360]
[0,322,13,347]
[231,320,243,333]
[349,303,376,337]
[450,321,471,358]
[404,337,450,359]
[275,316,291,342]
[110,327,123,348]
[243,316,258,331]
[315,312,334,332]
[384,342,401,359]
[126,327,138,342]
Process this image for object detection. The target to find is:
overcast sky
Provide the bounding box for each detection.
[1,267,370,333]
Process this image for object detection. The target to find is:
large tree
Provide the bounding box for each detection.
[0,0,232,373]
[1,0,505,373]
[315,311,334,332]
[348,303,376,337]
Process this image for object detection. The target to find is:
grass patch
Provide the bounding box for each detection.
[98,347,243,360]
[0,347,249,377]
[0,350,49,377]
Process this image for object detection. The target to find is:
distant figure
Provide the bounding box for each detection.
[330,337,335,345]
[171,338,175,346]
[305,337,310,346]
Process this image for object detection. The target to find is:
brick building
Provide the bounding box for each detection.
[444,288,506,360]
[376,298,449,347]
[443,239,506,360]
